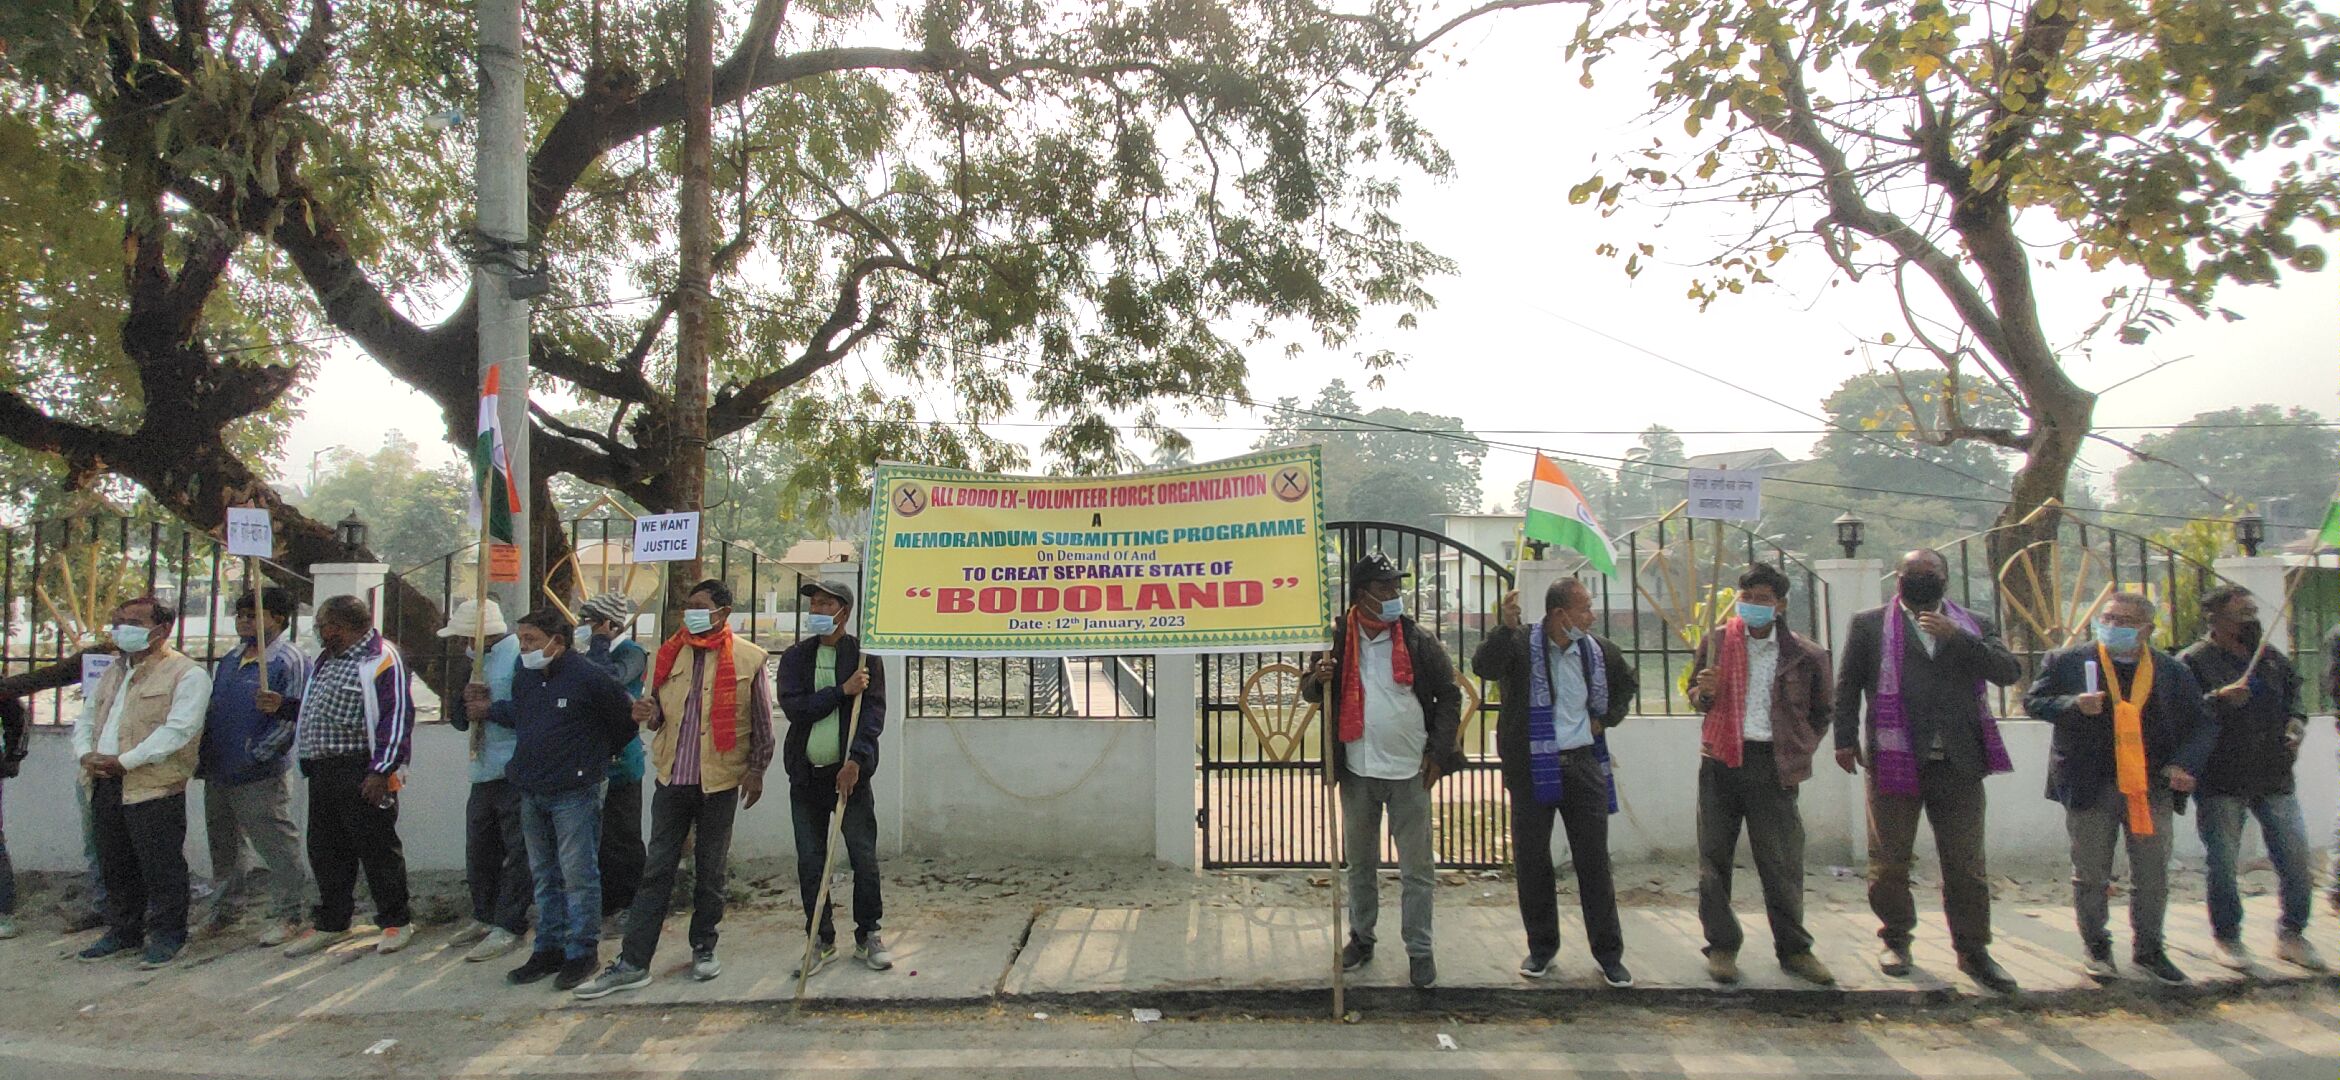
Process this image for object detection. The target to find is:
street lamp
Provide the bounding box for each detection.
[308,445,347,493]
[1833,511,1866,559]
[336,510,369,559]
[2232,513,2265,558]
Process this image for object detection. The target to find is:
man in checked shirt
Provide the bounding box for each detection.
[280,595,417,960]
[572,578,774,999]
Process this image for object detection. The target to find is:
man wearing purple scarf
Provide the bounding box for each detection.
[1833,548,2024,993]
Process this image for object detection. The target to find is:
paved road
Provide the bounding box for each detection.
[7,991,2335,1079]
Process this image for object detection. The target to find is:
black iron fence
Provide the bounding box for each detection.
[1590,517,1830,716]
[904,655,1157,719]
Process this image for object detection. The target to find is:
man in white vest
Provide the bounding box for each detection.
[73,597,212,969]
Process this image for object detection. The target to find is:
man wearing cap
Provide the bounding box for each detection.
[447,598,531,963]
[577,593,650,932]
[199,586,313,945]
[778,580,890,975]
[1299,553,1466,989]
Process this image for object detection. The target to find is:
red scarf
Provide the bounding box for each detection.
[654,624,739,753]
[1337,609,1412,743]
[1699,618,1754,767]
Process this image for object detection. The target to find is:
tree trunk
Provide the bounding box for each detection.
[666,0,716,622]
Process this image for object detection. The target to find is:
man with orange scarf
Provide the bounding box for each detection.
[2026,591,2217,986]
[573,579,774,1000]
[1299,553,1464,990]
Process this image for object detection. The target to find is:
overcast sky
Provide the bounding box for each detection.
[269,8,2338,516]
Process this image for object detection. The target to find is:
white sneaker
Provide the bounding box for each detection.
[446,919,492,948]
[465,927,524,963]
[375,924,414,955]
[282,927,356,958]
[2276,934,2328,972]
[0,916,17,940]
[2213,938,2253,971]
[257,919,299,947]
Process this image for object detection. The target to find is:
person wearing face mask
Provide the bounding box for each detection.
[471,609,636,992]
[777,580,890,976]
[282,594,415,960]
[575,592,648,935]
[573,579,773,999]
[1833,548,2024,992]
[1473,575,1639,988]
[1298,553,1466,990]
[2177,585,2322,973]
[444,598,532,964]
[2027,591,2216,985]
[72,597,212,969]
[1686,564,1836,986]
[197,587,312,945]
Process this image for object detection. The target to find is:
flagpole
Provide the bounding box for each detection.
[2236,549,2310,686]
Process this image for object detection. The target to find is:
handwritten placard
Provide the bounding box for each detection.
[1685,469,1763,522]
[224,507,275,558]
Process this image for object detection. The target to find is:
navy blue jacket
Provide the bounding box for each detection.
[490,650,636,796]
[777,634,885,786]
[2026,644,2218,811]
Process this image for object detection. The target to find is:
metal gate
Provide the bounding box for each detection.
[1198,521,1513,870]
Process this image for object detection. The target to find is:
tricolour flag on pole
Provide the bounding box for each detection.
[469,367,521,546]
[2315,499,2340,553]
[1523,453,1617,575]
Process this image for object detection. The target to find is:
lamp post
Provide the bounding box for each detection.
[2233,513,2266,558]
[336,510,369,559]
[1832,511,1865,559]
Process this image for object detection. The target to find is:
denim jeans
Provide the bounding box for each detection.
[520,784,605,960]
[2198,792,2313,941]
[790,770,882,945]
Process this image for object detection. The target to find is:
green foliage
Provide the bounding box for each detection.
[2149,516,2231,649]
[292,433,471,573]
[1251,379,1487,530]
[1614,425,1687,519]
[2111,405,2340,528]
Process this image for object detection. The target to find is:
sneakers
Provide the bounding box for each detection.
[375,924,413,955]
[446,920,492,949]
[692,945,723,982]
[2083,940,2119,980]
[1518,952,1555,979]
[78,934,142,962]
[554,955,599,991]
[257,919,299,948]
[572,960,651,1000]
[1408,954,1436,989]
[1878,944,1914,978]
[281,927,355,958]
[1958,949,2019,994]
[1705,949,1742,985]
[2134,950,2188,986]
[1339,936,1373,972]
[137,939,185,970]
[507,950,564,985]
[856,934,895,971]
[1598,958,1634,988]
[465,927,524,963]
[791,941,833,980]
[1781,952,1836,987]
[2276,933,2328,972]
[0,915,18,940]
[2212,938,2253,972]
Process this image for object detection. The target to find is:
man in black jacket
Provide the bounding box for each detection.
[778,580,890,976]
[470,608,635,992]
[0,694,24,940]
[1472,577,1638,988]
[2180,584,2322,972]
[1299,553,1465,989]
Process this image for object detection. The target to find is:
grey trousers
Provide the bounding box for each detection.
[2067,782,2173,956]
[1340,772,1436,959]
[1697,744,1813,959]
[204,773,311,921]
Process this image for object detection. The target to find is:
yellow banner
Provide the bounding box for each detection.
[863,447,1332,655]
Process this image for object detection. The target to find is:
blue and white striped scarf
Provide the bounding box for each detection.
[1526,621,1617,812]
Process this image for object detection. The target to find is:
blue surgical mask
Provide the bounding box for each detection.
[1563,623,1587,643]
[519,648,553,671]
[682,609,717,634]
[2094,620,2141,653]
[1378,597,1404,621]
[806,613,838,636]
[1736,601,1777,630]
[112,625,151,653]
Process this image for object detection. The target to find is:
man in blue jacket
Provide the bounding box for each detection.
[199,587,312,945]
[2026,591,2217,986]
[471,608,635,992]
[445,599,530,963]
[777,580,889,975]
[576,592,648,934]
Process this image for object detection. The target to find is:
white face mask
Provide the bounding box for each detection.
[112,625,152,653]
[682,609,717,634]
[519,648,553,671]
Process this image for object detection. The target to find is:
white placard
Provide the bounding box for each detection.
[81,653,115,697]
[631,511,703,563]
[224,507,274,558]
[1685,468,1763,522]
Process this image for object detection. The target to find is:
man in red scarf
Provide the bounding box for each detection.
[573,579,773,1000]
[1299,553,1464,990]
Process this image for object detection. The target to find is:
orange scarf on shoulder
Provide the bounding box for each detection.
[2097,642,2155,836]
[655,624,739,752]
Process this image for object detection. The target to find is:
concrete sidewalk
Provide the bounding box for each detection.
[4,894,2329,1023]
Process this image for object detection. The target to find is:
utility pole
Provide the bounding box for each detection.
[669,0,715,612]
[477,0,531,617]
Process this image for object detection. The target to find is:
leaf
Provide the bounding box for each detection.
[1913,53,1940,81]
[1567,175,1605,205]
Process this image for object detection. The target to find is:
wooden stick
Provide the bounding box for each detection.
[2236,554,2310,686]
[249,556,270,696]
[1324,678,1346,1021]
[798,657,871,1001]
[470,537,493,758]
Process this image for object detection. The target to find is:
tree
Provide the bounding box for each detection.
[1809,372,2017,494]
[2111,405,2340,529]
[1252,379,1488,530]
[1612,425,1687,520]
[1572,0,2340,570]
[293,433,472,573]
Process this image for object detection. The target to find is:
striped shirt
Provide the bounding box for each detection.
[656,648,775,785]
[295,629,414,774]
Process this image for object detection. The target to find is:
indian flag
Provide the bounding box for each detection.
[469,366,520,545]
[2317,498,2340,553]
[1523,453,1617,575]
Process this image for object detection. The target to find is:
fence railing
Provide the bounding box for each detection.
[905,655,1157,719]
[1587,516,1831,716]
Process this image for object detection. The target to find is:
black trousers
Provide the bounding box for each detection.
[620,783,737,968]
[1510,749,1624,963]
[465,779,530,933]
[91,777,189,946]
[791,769,882,945]
[1696,743,1814,959]
[302,756,411,932]
[599,777,646,916]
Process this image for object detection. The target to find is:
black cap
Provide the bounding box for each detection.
[1349,552,1408,588]
[800,579,857,608]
